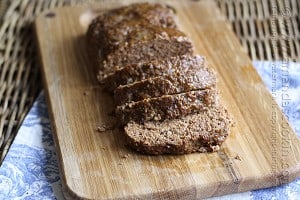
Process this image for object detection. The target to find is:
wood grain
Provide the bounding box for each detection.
[34,0,300,199]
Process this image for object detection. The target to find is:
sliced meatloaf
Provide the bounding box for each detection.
[87,3,233,155]
[124,104,232,155]
[115,89,218,125]
[104,55,206,92]
[114,67,216,105]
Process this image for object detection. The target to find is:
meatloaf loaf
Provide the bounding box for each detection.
[87,3,233,155]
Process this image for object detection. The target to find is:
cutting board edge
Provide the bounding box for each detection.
[56,161,300,200]
[33,18,74,200]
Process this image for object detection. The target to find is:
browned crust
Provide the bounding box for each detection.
[104,55,206,92]
[125,105,232,155]
[86,2,177,50]
[88,3,177,32]
[116,89,218,124]
[89,19,187,64]
[114,67,216,105]
[86,3,180,75]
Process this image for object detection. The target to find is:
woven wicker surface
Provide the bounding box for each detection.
[217,0,300,61]
[0,0,299,163]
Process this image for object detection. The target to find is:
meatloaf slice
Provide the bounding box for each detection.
[114,67,216,105]
[115,89,218,125]
[97,22,193,82]
[104,55,206,92]
[125,104,232,155]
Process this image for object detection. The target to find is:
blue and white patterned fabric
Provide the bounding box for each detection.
[0,93,64,200]
[0,61,299,200]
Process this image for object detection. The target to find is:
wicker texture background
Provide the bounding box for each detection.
[217,0,300,61]
[0,0,299,163]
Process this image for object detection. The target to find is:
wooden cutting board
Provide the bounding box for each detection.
[34,0,300,199]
